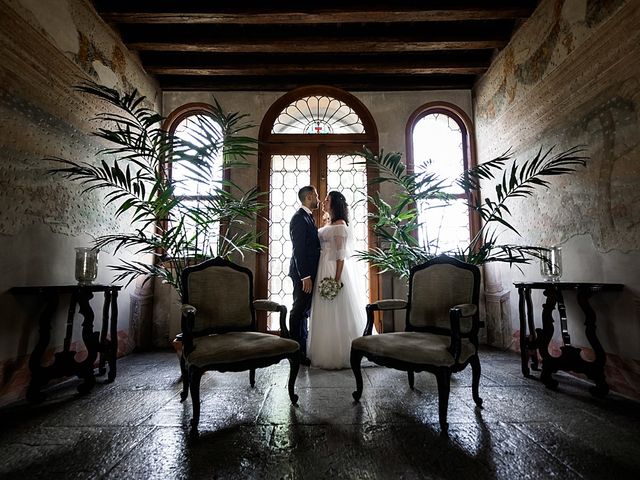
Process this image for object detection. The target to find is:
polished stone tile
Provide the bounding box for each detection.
[1,347,639,479]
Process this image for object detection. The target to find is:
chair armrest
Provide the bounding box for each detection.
[253,299,281,312]
[180,304,197,355]
[254,299,290,338]
[363,300,407,336]
[452,302,482,338]
[452,303,477,317]
[372,299,408,311]
[448,307,463,363]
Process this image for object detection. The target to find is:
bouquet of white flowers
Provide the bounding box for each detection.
[319,277,343,301]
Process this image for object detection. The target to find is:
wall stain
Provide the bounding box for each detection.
[586,0,625,27]
[74,30,105,79]
[515,22,561,85]
[558,80,639,249]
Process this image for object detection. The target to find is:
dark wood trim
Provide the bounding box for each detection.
[98,4,537,25]
[147,65,488,76]
[128,39,507,54]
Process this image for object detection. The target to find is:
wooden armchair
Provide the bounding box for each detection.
[350,255,483,434]
[178,257,300,430]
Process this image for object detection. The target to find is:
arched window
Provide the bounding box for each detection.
[406,103,477,255]
[164,103,224,254]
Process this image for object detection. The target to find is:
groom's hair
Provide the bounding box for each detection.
[298,186,315,202]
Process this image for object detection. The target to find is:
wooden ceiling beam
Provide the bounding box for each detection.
[129,39,507,53]
[146,65,487,76]
[156,74,476,91]
[99,8,536,25]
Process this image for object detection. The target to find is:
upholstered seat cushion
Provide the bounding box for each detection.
[352,332,476,367]
[187,331,299,368]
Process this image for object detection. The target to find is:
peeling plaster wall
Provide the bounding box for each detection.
[474,0,640,396]
[155,90,472,344]
[0,0,159,405]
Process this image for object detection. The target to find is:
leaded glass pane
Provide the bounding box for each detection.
[272,96,365,134]
[268,155,311,330]
[327,154,370,300]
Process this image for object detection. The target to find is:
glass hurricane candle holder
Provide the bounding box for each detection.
[540,246,562,281]
[75,247,99,285]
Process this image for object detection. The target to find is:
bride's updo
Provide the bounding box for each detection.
[328,191,349,226]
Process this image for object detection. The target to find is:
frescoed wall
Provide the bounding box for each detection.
[474,0,640,398]
[0,0,159,406]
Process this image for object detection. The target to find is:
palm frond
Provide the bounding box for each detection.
[49,81,265,296]
[357,145,587,275]
[467,145,587,251]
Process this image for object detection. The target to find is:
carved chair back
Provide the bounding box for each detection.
[406,256,480,336]
[182,257,255,334]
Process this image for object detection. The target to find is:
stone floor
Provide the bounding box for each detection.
[1,347,639,479]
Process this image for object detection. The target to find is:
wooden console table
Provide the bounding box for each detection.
[514,281,623,397]
[11,284,121,401]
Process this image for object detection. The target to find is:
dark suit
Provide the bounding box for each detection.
[289,208,321,355]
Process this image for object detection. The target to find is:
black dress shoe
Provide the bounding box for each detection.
[300,355,311,366]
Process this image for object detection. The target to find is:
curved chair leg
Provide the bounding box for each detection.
[470,354,483,408]
[408,370,415,389]
[189,367,203,430]
[250,368,256,387]
[180,355,189,402]
[287,354,300,405]
[435,368,452,435]
[351,349,364,402]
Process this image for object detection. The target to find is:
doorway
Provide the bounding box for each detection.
[256,87,379,332]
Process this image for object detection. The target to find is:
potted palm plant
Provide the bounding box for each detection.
[48,82,264,299]
[357,145,588,279]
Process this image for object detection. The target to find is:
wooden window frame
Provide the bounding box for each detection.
[405,101,481,246]
[160,103,227,257]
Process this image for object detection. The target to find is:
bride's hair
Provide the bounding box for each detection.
[328,191,349,226]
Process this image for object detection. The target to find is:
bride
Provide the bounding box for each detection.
[307,190,367,369]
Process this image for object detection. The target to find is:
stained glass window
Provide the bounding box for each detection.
[272,96,365,134]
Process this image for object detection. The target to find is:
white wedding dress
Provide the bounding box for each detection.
[307,224,367,369]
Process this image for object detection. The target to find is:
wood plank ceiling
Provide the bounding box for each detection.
[93,1,540,92]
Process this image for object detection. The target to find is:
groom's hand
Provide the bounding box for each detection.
[302,277,313,294]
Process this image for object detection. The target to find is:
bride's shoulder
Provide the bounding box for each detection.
[329,221,348,233]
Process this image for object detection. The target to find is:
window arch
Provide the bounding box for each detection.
[271,94,366,134]
[163,103,225,254]
[406,102,479,255]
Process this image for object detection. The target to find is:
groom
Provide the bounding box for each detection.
[289,185,321,366]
